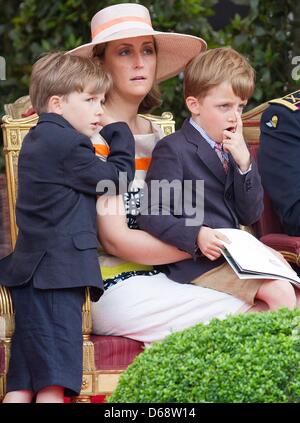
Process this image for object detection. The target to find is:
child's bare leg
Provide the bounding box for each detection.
[35,386,64,403]
[2,390,34,403]
[295,288,300,308]
[246,300,269,313]
[256,279,296,310]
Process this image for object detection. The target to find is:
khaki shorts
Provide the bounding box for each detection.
[192,263,265,305]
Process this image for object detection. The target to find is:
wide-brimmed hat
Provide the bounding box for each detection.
[68,3,207,82]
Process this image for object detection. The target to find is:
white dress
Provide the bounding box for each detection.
[91,120,249,344]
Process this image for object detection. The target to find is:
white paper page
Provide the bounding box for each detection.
[216,228,300,282]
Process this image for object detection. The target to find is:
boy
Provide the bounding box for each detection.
[0,52,135,402]
[137,47,297,312]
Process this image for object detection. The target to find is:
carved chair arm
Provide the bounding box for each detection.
[82,288,92,337]
[0,286,14,339]
[0,284,92,340]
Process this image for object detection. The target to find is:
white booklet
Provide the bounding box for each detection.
[216,228,300,288]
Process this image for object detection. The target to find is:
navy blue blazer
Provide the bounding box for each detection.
[137,119,263,283]
[259,98,300,236]
[0,113,135,301]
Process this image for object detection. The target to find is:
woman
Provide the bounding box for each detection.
[70,3,256,344]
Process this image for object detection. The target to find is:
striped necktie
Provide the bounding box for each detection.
[214,143,229,173]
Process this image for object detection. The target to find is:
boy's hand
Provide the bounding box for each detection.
[222,112,251,172]
[197,227,230,261]
[98,112,117,127]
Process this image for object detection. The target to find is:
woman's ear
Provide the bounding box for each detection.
[185,96,201,115]
[47,95,64,115]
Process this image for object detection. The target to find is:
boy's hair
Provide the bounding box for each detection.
[184,47,255,101]
[30,52,112,114]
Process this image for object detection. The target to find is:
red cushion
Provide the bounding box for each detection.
[0,343,5,374]
[249,144,282,237]
[21,107,36,118]
[91,335,144,370]
[260,233,300,256]
[254,191,282,238]
[0,336,144,376]
[248,144,258,161]
[64,395,106,403]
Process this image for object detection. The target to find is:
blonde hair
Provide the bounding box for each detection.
[184,47,255,101]
[93,43,161,113]
[30,52,112,114]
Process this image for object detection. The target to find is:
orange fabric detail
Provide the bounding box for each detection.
[93,143,151,170]
[92,16,152,38]
[135,157,151,171]
[94,144,110,156]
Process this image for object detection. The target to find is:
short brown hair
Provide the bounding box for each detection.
[184,47,255,101]
[30,52,112,114]
[93,43,161,113]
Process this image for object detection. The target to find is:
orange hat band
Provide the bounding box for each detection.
[92,16,153,39]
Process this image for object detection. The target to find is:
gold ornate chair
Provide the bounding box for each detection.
[3,92,298,402]
[0,98,175,402]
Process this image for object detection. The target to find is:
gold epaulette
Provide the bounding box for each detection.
[269,89,300,111]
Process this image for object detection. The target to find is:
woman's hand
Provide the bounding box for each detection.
[98,112,117,127]
[197,226,230,261]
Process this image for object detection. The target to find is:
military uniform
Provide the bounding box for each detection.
[259,90,300,236]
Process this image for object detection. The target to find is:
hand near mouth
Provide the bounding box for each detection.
[222,111,251,172]
[97,112,117,128]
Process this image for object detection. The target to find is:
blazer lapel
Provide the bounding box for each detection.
[182,120,226,184]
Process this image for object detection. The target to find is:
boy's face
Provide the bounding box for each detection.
[187,81,247,143]
[59,89,105,137]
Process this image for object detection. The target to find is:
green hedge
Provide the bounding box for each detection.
[109,308,300,403]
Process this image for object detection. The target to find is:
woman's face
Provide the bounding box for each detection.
[102,36,157,101]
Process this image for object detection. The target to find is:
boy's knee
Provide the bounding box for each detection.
[258,280,297,310]
[272,280,296,309]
